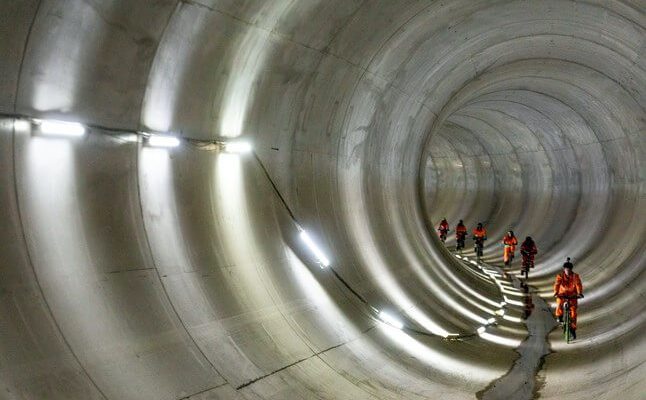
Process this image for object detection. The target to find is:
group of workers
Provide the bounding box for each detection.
[437,219,537,268]
[437,218,584,340]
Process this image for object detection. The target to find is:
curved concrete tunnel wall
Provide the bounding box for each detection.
[1,1,644,399]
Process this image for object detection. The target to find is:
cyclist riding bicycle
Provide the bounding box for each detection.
[502,231,518,266]
[455,220,467,251]
[553,258,584,340]
[520,236,537,275]
[438,218,450,243]
[472,223,487,257]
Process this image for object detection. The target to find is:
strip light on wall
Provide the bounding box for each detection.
[147,134,180,148]
[37,119,86,137]
[223,140,252,153]
[13,119,31,131]
[299,230,330,267]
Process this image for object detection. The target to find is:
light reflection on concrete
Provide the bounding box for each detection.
[379,324,502,382]
[219,3,293,138]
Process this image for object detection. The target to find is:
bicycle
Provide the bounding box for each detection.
[521,252,534,279]
[556,294,583,343]
[503,245,515,267]
[474,236,486,261]
[456,232,466,252]
[438,229,448,244]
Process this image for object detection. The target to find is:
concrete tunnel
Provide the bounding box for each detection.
[1,1,644,399]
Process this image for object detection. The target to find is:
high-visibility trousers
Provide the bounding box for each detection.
[555,297,578,329]
[503,246,515,263]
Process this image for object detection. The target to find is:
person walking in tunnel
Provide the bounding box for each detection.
[520,236,538,278]
[553,258,584,340]
[455,220,467,251]
[438,218,450,243]
[502,231,518,267]
[472,223,487,258]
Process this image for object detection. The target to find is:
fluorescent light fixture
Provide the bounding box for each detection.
[13,119,31,131]
[495,309,506,316]
[147,134,180,148]
[38,119,85,137]
[477,326,486,334]
[469,260,478,266]
[487,317,496,324]
[379,311,404,329]
[224,140,252,153]
[299,230,330,267]
[117,133,139,143]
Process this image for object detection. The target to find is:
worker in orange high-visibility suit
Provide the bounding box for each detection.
[553,258,584,339]
[472,223,487,240]
[502,231,518,266]
[438,218,449,235]
[455,220,467,239]
[455,220,468,251]
[472,223,487,257]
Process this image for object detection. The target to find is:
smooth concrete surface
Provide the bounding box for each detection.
[0,1,644,399]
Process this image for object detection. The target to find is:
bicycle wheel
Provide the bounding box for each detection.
[563,304,571,343]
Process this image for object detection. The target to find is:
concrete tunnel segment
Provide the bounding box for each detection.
[0,1,644,399]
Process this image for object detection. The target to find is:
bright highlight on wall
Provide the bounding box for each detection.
[37,119,85,137]
[299,230,331,267]
[379,311,404,329]
[147,134,180,148]
[13,119,31,131]
[224,140,252,154]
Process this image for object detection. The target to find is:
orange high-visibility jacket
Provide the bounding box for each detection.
[503,235,518,249]
[553,272,583,296]
[473,227,487,238]
[456,224,467,235]
[439,221,449,231]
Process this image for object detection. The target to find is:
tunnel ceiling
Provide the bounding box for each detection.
[1,1,645,399]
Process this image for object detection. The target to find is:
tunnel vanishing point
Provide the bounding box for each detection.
[1,1,645,399]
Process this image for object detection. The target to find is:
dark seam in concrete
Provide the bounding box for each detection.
[107,267,156,273]
[179,381,229,399]
[133,138,230,382]
[236,325,376,390]
[134,1,180,131]
[13,0,43,113]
